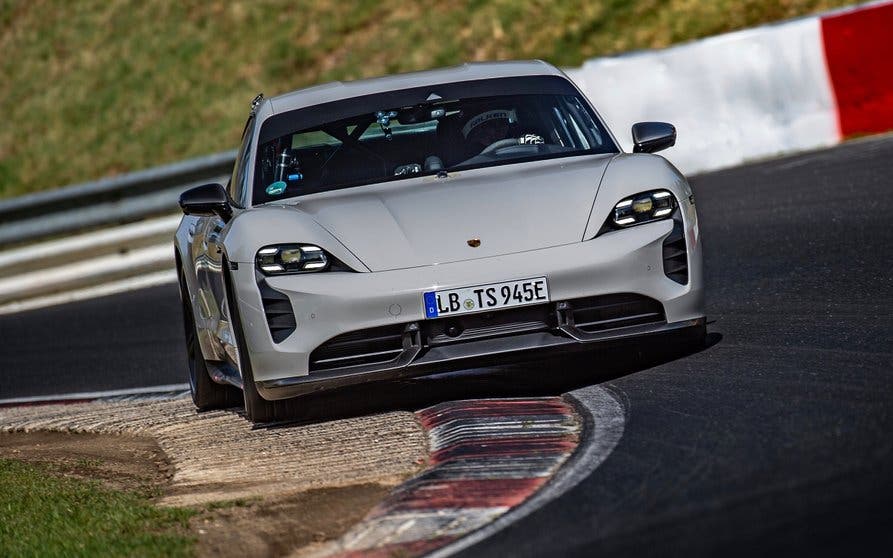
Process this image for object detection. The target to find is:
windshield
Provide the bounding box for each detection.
[253,92,615,204]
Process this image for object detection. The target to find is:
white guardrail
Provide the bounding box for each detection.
[1,1,889,313]
[0,151,233,312]
[0,215,180,313]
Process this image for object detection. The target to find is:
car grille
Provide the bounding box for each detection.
[258,281,296,343]
[307,294,666,372]
[309,323,405,371]
[424,303,554,346]
[566,293,665,333]
[662,219,688,284]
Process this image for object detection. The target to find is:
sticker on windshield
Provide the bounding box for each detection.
[265,181,287,196]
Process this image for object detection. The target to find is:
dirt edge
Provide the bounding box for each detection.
[0,430,410,557]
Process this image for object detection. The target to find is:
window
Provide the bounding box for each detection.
[251,78,617,205]
[228,116,255,206]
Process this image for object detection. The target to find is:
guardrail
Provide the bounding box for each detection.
[0,150,235,248]
[0,151,234,311]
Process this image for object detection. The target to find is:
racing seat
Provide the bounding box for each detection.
[436,115,476,167]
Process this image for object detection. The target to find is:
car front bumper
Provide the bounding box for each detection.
[230,214,704,400]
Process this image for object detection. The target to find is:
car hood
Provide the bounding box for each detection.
[291,154,614,272]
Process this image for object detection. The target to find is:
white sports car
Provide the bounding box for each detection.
[175,61,705,423]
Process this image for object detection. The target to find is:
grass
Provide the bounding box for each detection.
[0,0,857,199]
[0,458,196,557]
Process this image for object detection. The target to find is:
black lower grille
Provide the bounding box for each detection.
[663,219,689,284]
[567,293,665,333]
[424,304,553,346]
[309,323,405,371]
[259,282,296,343]
[307,294,665,372]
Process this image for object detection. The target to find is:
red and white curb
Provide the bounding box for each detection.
[310,394,608,558]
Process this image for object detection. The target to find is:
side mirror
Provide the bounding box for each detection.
[179,183,232,221]
[632,122,676,154]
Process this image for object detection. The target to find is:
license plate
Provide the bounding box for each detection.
[423,277,549,319]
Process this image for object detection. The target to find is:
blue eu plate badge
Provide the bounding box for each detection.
[424,292,439,318]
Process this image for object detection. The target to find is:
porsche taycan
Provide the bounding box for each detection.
[175,60,705,423]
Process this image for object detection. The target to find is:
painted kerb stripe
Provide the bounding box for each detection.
[309,397,581,558]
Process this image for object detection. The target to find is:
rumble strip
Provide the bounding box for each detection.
[306,397,582,558]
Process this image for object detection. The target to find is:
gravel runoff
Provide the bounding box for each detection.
[0,397,428,506]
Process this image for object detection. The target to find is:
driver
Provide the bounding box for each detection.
[462,109,545,155]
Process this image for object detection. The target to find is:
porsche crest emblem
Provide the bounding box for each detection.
[467,238,481,248]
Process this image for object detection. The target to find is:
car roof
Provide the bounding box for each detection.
[258,60,564,118]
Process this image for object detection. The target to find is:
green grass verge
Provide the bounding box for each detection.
[0,459,195,558]
[0,0,856,199]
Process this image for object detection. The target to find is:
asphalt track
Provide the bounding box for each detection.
[2,136,892,555]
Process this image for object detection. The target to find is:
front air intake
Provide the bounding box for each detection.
[662,219,688,284]
[567,294,665,333]
[309,324,406,371]
[258,281,296,343]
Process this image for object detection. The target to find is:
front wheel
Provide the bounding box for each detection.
[222,262,307,424]
[178,273,241,410]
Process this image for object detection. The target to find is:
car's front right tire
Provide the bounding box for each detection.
[222,261,308,424]
[178,273,241,410]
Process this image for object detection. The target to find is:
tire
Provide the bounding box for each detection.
[178,273,241,411]
[222,261,303,424]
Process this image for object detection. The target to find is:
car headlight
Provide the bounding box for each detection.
[256,244,329,275]
[610,189,677,228]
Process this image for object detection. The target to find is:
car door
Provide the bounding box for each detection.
[200,115,255,367]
